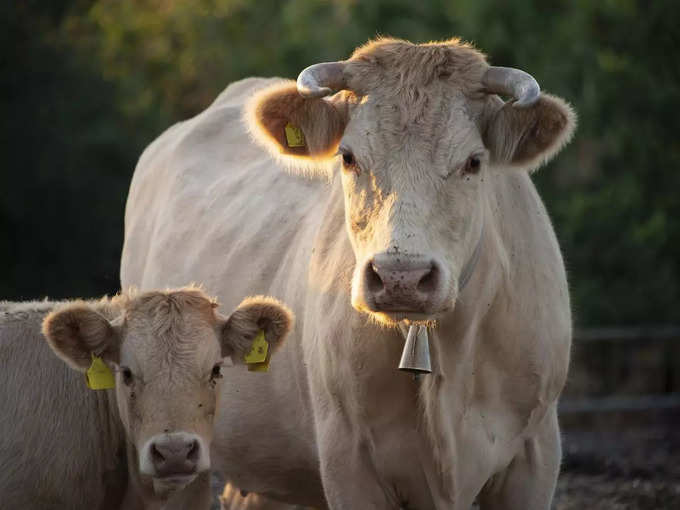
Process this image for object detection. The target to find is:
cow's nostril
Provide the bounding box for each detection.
[187,440,199,463]
[366,262,384,293]
[416,264,438,294]
[151,444,165,464]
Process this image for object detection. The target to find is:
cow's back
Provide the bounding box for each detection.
[121,77,327,309]
[0,302,125,509]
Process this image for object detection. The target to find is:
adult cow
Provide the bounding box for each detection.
[122,38,575,509]
[0,289,292,509]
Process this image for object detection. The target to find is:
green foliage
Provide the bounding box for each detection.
[2,0,679,325]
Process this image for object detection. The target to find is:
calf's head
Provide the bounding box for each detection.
[248,38,575,324]
[43,288,292,492]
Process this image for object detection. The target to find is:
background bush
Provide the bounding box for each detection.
[3,0,679,326]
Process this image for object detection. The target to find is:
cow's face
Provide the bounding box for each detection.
[43,289,292,494]
[337,88,488,323]
[248,38,575,324]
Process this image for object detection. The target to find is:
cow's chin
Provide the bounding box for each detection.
[152,474,198,496]
[356,305,451,327]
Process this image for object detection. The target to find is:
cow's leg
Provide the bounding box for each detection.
[317,416,394,510]
[163,471,212,510]
[477,407,561,510]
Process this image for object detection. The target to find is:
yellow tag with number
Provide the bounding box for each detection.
[243,330,268,364]
[284,123,306,148]
[86,354,115,390]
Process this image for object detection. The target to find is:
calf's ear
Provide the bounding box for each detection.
[482,93,576,172]
[218,296,294,364]
[245,80,347,177]
[42,303,120,371]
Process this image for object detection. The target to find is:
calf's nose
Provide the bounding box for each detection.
[149,433,200,478]
[364,254,441,311]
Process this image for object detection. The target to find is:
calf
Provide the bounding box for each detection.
[0,287,292,509]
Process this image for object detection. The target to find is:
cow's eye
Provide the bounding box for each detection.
[340,150,360,175]
[463,155,482,175]
[121,367,133,386]
[210,364,223,380]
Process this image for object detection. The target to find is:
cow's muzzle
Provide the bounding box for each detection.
[359,253,447,315]
[140,432,209,486]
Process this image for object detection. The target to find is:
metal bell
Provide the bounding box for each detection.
[398,325,432,374]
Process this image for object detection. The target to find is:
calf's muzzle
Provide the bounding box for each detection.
[147,432,202,478]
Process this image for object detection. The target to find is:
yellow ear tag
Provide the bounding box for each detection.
[247,358,270,372]
[284,123,306,148]
[86,354,115,390]
[243,330,268,364]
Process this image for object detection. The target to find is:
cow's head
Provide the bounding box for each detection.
[248,38,575,325]
[43,288,292,493]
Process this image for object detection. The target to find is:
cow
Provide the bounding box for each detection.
[0,288,292,509]
[121,37,576,509]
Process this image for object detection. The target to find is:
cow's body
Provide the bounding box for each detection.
[0,301,127,509]
[122,38,573,509]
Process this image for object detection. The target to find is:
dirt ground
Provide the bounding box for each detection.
[554,422,680,509]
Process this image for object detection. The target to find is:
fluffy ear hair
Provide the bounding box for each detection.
[483,93,576,172]
[245,80,347,178]
[218,296,294,364]
[42,303,120,371]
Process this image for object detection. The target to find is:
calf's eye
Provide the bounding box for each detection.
[211,364,223,380]
[121,367,133,386]
[463,156,481,175]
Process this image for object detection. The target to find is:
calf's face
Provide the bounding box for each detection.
[43,290,292,494]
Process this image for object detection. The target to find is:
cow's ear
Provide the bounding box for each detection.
[482,93,576,173]
[218,296,294,364]
[42,303,120,372]
[245,80,347,178]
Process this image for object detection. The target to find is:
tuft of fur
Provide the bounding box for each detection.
[346,37,488,97]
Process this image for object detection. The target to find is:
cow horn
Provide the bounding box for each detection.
[482,66,540,107]
[297,61,347,98]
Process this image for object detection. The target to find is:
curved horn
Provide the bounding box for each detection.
[482,66,540,108]
[297,61,347,99]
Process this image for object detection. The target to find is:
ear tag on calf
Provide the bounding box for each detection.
[86,354,115,390]
[284,123,306,148]
[244,330,268,364]
[247,358,270,372]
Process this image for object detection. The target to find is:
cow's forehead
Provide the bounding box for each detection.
[119,295,220,374]
[343,91,484,170]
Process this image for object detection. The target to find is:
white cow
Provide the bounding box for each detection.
[122,37,575,509]
[0,288,291,509]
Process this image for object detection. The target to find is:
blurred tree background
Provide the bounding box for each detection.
[2,0,679,326]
